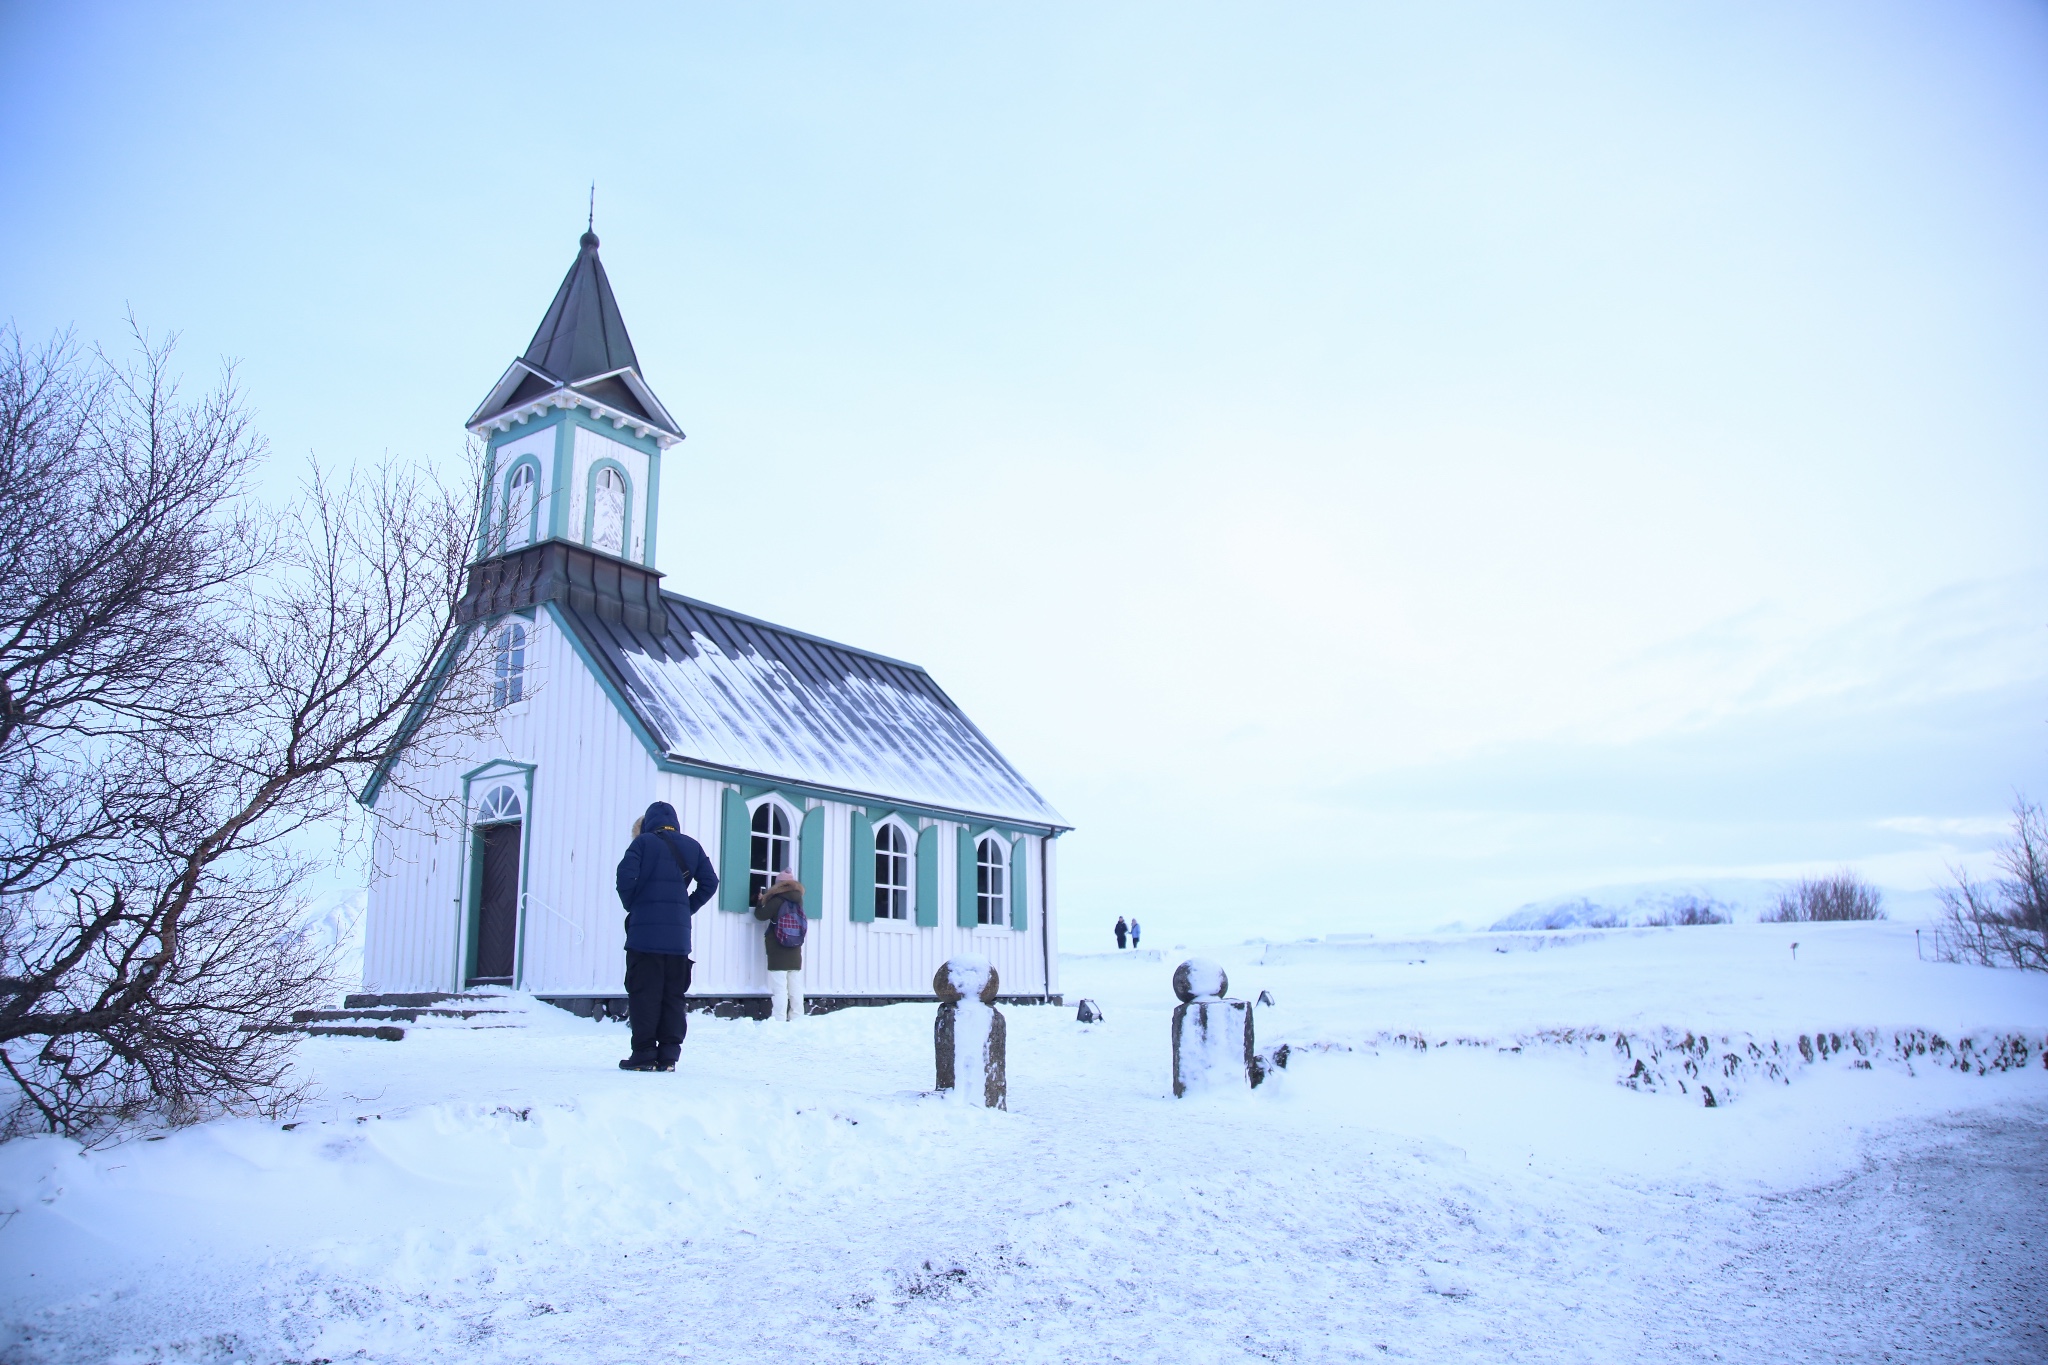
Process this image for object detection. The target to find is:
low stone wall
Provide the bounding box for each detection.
[1279,1025,2047,1108]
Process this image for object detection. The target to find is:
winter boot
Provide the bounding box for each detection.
[619,1052,666,1072]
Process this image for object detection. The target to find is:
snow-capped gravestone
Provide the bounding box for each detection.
[933,956,1006,1110]
[1171,959,1256,1098]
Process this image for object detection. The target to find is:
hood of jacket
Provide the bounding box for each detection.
[641,801,681,836]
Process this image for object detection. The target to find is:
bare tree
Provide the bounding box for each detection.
[1933,799,2048,973]
[0,323,495,1138]
[1765,872,1885,923]
[1646,896,1728,927]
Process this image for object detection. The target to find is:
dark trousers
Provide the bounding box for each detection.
[625,951,693,1062]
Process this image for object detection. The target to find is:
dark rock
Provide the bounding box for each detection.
[1256,990,1276,1007]
[1076,999,1103,1024]
[932,956,1000,1004]
[1249,1042,1291,1088]
[1171,959,1228,1003]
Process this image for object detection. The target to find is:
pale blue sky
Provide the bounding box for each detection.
[4,2,2046,937]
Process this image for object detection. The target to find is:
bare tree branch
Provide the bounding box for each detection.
[0,323,498,1139]
[1933,798,2048,972]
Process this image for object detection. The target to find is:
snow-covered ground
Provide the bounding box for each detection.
[3,922,2045,1363]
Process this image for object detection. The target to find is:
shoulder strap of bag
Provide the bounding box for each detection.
[655,830,693,879]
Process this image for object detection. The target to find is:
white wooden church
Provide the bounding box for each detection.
[360,230,1069,1014]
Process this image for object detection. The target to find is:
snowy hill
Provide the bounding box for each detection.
[1487,876,1946,930]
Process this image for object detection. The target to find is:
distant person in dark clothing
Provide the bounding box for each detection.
[1114,916,1128,950]
[615,800,718,1071]
[1130,918,1142,949]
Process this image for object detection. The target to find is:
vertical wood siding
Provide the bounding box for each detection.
[364,797,463,994]
[365,608,657,994]
[366,612,1062,999]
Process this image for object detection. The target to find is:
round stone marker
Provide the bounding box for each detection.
[933,955,1001,1004]
[1172,958,1228,1003]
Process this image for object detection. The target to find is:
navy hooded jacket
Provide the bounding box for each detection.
[616,801,719,955]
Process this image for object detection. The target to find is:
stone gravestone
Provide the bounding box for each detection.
[934,956,1006,1110]
[1171,959,1255,1097]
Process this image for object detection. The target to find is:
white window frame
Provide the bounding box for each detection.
[591,465,627,556]
[474,783,523,824]
[746,794,801,907]
[492,622,527,709]
[872,817,915,924]
[974,833,1008,927]
[503,463,537,552]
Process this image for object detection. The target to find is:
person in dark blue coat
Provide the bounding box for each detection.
[615,800,719,1071]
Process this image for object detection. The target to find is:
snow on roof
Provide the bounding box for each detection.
[562,592,1068,830]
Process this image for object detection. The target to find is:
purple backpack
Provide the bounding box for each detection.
[771,894,806,950]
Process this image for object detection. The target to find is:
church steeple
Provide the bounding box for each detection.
[466,230,681,570]
[467,230,682,441]
[518,231,641,396]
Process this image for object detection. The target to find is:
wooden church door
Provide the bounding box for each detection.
[472,822,522,985]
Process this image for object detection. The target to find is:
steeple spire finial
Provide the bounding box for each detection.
[581,184,597,249]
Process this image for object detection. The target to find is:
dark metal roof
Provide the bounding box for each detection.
[468,231,683,438]
[557,591,1069,830]
[523,230,638,383]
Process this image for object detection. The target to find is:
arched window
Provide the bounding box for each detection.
[592,466,626,556]
[492,623,526,708]
[749,801,793,905]
[874,822,911,920]
[503,464,536,552]
[975,836,1007,926]
[476,783,522,823]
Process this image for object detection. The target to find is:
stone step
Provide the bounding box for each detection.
[306,1023,405,1041]
[292,1006,508,1024]
[309,1023,405,1047]
[252,1022,406,1041]
[343,991,471,1010]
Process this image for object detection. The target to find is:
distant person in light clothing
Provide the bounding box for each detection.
[1114,916,1128,950]
[755,869,806,1022]
[1130,918,1142,949]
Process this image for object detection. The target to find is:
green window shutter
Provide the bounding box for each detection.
[799,806,825,919]
[956,826,978,928]
[1009,835,1029,930]
[719,788,749,911]
[848,811,875,922]
[915,825,939,926]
